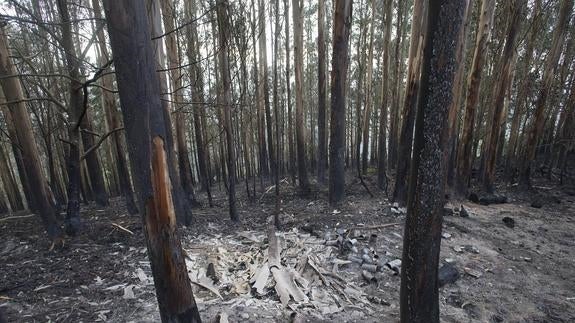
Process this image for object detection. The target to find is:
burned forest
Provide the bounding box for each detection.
[1,0,575,322]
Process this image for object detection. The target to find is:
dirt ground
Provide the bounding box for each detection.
[1,173,574,323]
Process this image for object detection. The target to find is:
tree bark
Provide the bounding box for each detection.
[400,1,466,321]
[92,0,138,215]
[216,0,238,222]
[455,0,496,195]
[520,0,574,186]
[292,0,310,194]
[328,0,353,205]
[481,0,524,192]
[57,0,87,235]
[361,0,376,174]
[0,142,24,211]
[184,0,212,206]
[377,0,393,191]
[317,0,327,184]
[393,0,426,205]
[160,0,195,203]
[102,1,201,321]
[0,26,62,241]
[146,0,193,225]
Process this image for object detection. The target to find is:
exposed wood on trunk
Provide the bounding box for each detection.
[102,1,201,320]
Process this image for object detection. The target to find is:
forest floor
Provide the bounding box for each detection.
[1,172,574,323]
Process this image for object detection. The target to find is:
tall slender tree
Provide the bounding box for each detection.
[481,0,525,192]
[328,0,353,205]
[292,0,310,193]
[102,1,201,321]
[0,26,63,242]
[393,0,426,205]
[455,0,496,194]
[520,0,574,186]
[400,1,466,321]
[216,0,238,222]
[317,0,327,184]
[377,0,392,191]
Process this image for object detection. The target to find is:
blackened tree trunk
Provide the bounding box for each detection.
[146,0,193,225]
[102,1,201,321]
[80,112,109,207]
[481,0,524,192]
[400,1,466,322]
[455,0,496,195]
[445,0,472,189]
[377,0,392,191]
[328,0,353,205]
[160,0,195,203]
[0,142,24,211]
[292,0,310,194]
[92,0,138,215]
[0,26,62,241]
[284,0,295,183]
[216,0,238,222]
[258,0,276,183]
[505,0,540,181]
[57,0,85,235]
[520,0,574,186]
[361,0,376,174]
[184,0,212,206]
[393,0,426,205]
[317,0,327,184]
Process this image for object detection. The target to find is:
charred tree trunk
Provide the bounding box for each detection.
[0,26,62,241]
[146,0,193,225]
[393,0,426,205]
[258,0,276,183]
[57,0,87,235]
[481,0,524,192]
[455,0,496,195]
[80,113,109,207]
[520,0,574,186]
[377,0,392,191]
[328,0,353,205]
[400,1,466,321]
[445,0,472,189]
[361,0,376,174]
[0,142,24,211]
[317,0,327,184]
[292,0,310,194]
[216,0,238,222]
[92,0,138,215]
[102,1,201,321]
[284,0,295,184]
[160,0,196,203]
[184,0,212,206]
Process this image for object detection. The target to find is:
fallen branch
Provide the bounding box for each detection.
[111,222,134,235]
[355,223,400,230]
